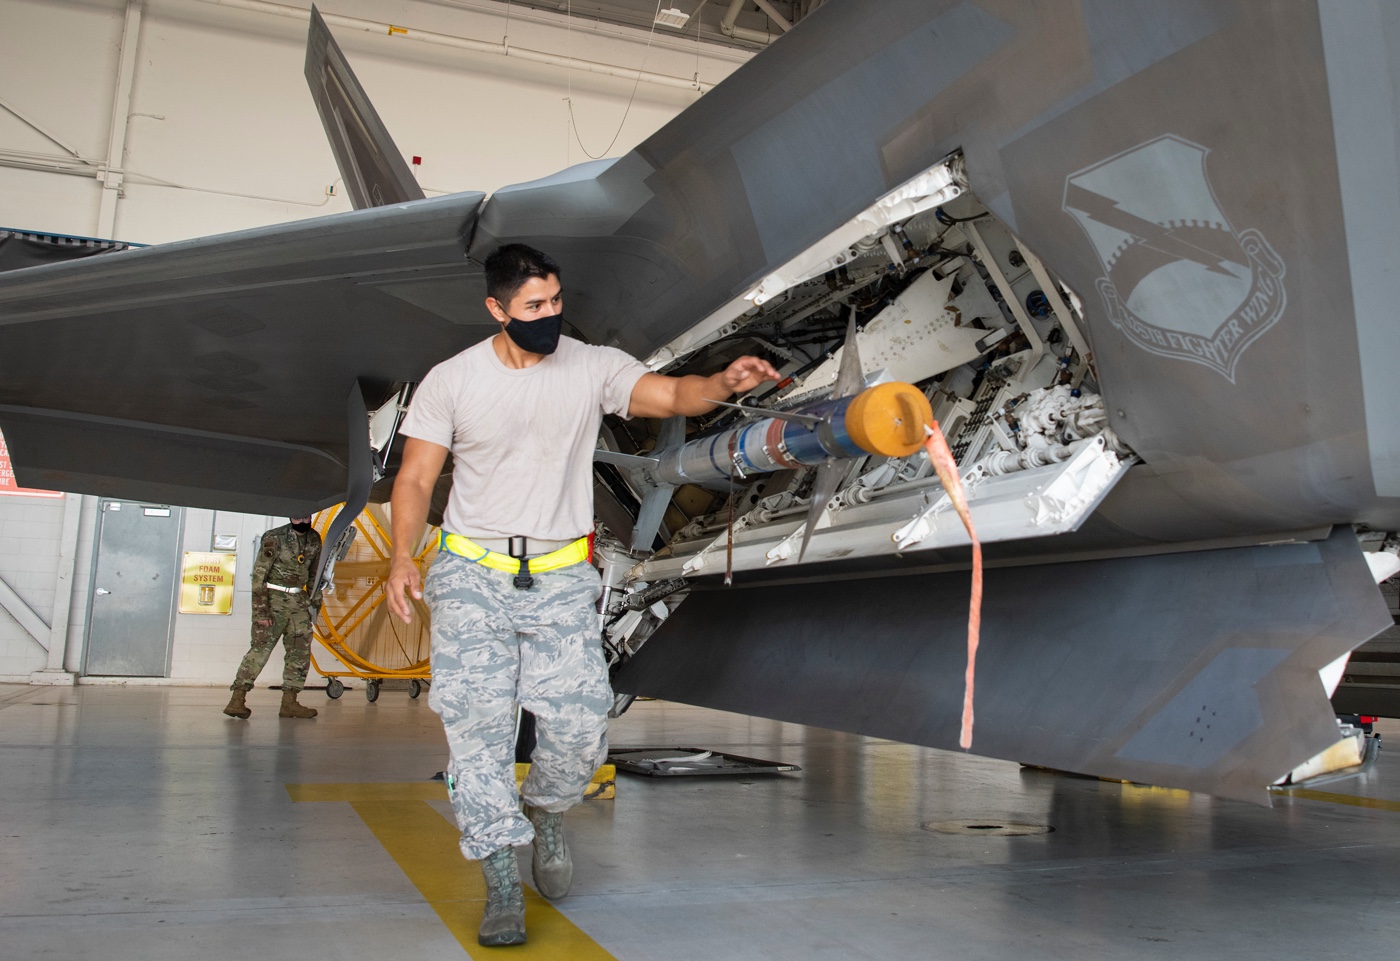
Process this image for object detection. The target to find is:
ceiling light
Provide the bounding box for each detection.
[654,6,691,28]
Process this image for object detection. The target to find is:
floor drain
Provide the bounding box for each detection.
[922,820,1053,836]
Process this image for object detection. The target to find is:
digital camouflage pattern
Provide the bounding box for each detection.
[231,523,322,693]
[233,591,316,691]
[424,551,610,860]
[251,523,322,604]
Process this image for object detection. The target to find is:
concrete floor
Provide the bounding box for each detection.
[3,682,1398,960]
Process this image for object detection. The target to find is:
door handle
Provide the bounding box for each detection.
[95,588,111,595]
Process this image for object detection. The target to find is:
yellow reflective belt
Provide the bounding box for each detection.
[439,532,591,574]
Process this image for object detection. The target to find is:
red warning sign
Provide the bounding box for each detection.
[0,428,61,498]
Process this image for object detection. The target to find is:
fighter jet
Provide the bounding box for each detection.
[1,0,1396,801]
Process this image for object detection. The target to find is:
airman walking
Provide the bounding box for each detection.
[223,515,323,719]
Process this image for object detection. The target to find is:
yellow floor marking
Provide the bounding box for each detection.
[289,783,616,960]
[1280,788,1400,813]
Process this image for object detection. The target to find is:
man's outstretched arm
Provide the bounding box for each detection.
[385,436,449,623]
[627,356,782,419]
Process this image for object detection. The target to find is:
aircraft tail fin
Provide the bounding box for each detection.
[304,6,425,209]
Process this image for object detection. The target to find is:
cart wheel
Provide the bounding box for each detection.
[409,679,422,699]
[366,679,380,703]
[326,678,344,699]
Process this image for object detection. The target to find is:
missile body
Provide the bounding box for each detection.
[652,382,934,487]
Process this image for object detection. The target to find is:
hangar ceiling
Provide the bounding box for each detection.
[471,0,815,50]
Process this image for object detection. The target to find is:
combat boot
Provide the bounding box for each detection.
[478,846,527,946]
[278,689,318,719]
[526,805,572,900]
[222,687,251,719]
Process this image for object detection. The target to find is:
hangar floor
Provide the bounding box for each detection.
[2,682,1398,960]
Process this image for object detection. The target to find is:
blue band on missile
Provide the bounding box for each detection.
[706,434,726,478]
[737,423,763,473]
[778,403,864,463]
[827,411,864,459]
[781,421,827,462]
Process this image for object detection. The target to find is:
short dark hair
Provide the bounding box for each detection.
[484,244,561,306]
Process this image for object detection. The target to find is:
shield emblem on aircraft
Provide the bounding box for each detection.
[1063,135,1286,382]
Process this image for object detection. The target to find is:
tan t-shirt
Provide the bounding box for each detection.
[399,335,650,540]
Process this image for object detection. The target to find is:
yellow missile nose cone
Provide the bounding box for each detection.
[846,382,934,457]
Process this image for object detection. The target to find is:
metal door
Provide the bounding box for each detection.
[84,500,183,677]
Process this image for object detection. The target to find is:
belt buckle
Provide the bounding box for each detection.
[508,536,534,590]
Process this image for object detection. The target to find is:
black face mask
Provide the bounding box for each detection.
[291,521,312,533]
[502,313,563,355]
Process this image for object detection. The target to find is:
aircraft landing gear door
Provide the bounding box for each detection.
[84,501,183,677]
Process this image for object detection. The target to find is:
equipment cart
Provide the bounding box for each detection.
[309,505,437,702]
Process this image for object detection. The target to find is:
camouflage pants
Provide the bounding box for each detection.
[231,589,313,692]
[424,551,611,861]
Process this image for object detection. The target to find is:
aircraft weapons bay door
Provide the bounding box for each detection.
[84,500,183,677]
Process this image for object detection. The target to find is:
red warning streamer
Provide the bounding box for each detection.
[924,422,983,750]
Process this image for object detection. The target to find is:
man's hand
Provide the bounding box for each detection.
[386,554,422,624]
[387,437,449,624]
[719,356,783,396]
[255,618,272,628]
[629,355,783,418]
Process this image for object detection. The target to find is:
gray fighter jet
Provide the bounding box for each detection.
[2,0,1397,801]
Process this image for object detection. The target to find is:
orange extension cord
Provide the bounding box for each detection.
[924,422,983,750]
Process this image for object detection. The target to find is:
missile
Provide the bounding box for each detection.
[651,381,935,487]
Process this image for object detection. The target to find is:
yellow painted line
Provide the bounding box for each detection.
[289,783,616,959]
[1281,788,1400,813]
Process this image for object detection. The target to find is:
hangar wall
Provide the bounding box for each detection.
[0,494,87,679]
[0,490,330,685]
[0,0,753,683]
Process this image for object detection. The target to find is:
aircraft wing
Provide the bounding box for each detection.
[0,193,488,515]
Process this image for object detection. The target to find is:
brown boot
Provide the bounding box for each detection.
[278,689,318,719]
[222,688,251,719]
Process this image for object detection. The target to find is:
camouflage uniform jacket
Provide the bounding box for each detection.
[251,524,322,620]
